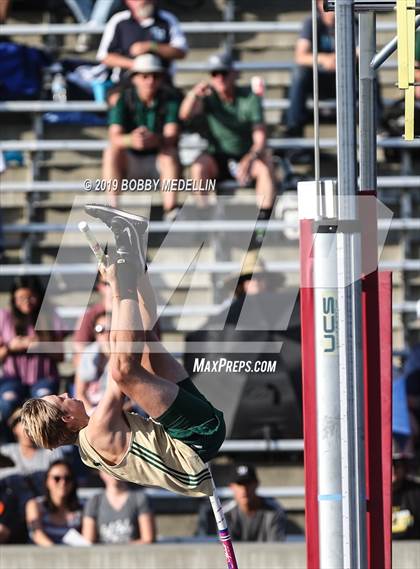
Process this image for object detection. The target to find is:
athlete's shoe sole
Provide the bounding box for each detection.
[85,204,148,270]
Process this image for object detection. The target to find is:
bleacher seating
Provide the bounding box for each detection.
[0,1,419,540]
[0,3,418,351]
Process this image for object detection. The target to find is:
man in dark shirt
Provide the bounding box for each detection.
[97,0,188,82]
[392,452,420,540]
[103,53,180,214]
[0,480,28,543]
[285,0,336,137]
[225,464,286,542]
[179,52,276,226]
[196,464,287,542]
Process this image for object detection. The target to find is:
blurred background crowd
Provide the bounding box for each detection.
[0,0,420,547]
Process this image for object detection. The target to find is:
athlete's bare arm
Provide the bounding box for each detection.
[85,260,181,464]
[86,368,131,464]
[86,263,131,464]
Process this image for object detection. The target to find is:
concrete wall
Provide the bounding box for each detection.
[1,542,419,569]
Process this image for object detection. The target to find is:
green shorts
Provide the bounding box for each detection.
[156,378,226,463]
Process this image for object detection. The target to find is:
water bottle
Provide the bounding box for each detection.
[3,150,24,167]
[51,71,67,102]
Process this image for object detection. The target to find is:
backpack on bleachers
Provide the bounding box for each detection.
[0,42,49,100]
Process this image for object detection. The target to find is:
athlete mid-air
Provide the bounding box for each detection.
[21,204,226,497]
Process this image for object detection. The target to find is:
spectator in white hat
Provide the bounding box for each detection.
[102,53,181,215]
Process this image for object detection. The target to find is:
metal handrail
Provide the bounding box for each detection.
[2,259,420,277]
[55,301,420,319]
[1,175,418,194]
[0,99,330,113]
[0,101,108,112]
[0,21,400,36]
[1,136,418,153]
[2,217,419,234]
[3,96,415,113]
[78,484,305,501]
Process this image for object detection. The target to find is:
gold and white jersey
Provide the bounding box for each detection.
[77,411,213,497]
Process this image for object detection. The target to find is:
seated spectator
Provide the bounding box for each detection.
[284,0,336,138]
[404,344,420,448]
[0,408,66,487]
[0,151,6,264]
[73,271,112,368]
[0,478,28,543]
[0,277,66,427]
[0,0,11,24]
[97,0,188,83]
[63,0,122,52]
[179,52,276,227]
[103,54,180,214]
[393,368,414,456]
[196,464,286,542]
[74,312,110,414]
[26,460,83,546]
[392,449,420,540]
[82,471,155,544]
[285,0,385,142]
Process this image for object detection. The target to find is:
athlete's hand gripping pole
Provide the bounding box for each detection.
[78,221,106,264]
[207,469,239,569]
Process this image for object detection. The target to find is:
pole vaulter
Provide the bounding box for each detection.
[21,205,239,569]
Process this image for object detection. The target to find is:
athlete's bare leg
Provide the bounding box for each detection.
[86,204,185,415]
[137,271,189,384]
[101,261,179,419]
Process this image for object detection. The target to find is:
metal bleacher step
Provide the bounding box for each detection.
[234,31,298,51]
[2,1,419,350]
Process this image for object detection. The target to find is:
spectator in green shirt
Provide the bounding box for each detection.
[103,53,180,217]
[179,52,276,224]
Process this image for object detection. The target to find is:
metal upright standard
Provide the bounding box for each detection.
[299,1,417,568]
[359,11,378,191]
[328,2,367,567]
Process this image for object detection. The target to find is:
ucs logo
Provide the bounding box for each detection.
[323,295,336,353]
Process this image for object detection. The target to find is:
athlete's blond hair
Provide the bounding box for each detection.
[21,398,78,449]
